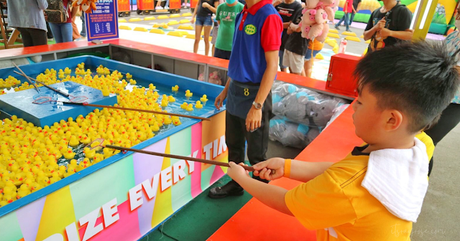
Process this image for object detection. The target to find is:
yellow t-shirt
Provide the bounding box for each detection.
[285,132,434,241]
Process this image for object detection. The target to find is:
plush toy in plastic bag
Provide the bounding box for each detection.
[306,99,342,127]
[269,117,322,149]
[272,83,298,116]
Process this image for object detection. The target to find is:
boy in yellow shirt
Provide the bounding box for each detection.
[226,41,460,240]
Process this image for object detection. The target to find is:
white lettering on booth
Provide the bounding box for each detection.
[102,198,119,228]
[65,222,81,241]
[173,160,187,184]
[128,183,143,211]
[161,166,173,191]
[79,208,104,241]
[142,173,160,200]
[203,135,227,160]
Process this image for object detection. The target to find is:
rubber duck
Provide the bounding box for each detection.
[77,63,85,69]
[151,122,160,132]
[3,194,15,204]
[195,101,203,109]
[172,117,181,126]
[161,98,169,107]
[171,85,179,92]
[49,172,61,184]
[84,148,96,159]
[126,73,132,79]
[148,83,156,90]
[200,94,208,103]
[64,67,71,75]
[180,102,188,109]
[185,104,194,112]
[58,166,66,178]
[102,88,110,97]
[64,150,76,160]
[185,90,193,99]
[130,79,137,85]
[163,116,172,125]
[17,184,30,199]
[69,136,79,147]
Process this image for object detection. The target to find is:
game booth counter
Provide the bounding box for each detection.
[0,39,359,241]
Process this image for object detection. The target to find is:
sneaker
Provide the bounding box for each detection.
[335,25,340,30]
[155,6,163,10]
[164,6,169,9]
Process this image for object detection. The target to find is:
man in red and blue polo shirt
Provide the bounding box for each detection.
[209,0,282,198]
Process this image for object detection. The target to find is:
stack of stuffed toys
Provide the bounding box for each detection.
[270,82,349,148]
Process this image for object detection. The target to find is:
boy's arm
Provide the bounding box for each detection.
[254,157,333,182]
[378,29,413,40]
[227,162,293,215]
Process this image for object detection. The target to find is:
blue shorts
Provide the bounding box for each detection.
[304,49,321,60]
[195,15,213,26]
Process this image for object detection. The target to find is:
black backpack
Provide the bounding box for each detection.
[45,0,69,23]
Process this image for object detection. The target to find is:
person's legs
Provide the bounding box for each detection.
[60,23,73,43]
[48,23,63,43]
[349,12,355,26]
[279,49,287,72]
[245,93,271,183]
[344,13,350,31]
[29,29,48,46]
[203,25,212,56]
[16,28,33,47]
[335,15,345,29]
[193,22,204,54]
[208,112,246,198]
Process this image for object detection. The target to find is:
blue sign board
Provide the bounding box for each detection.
[85,0,119,41]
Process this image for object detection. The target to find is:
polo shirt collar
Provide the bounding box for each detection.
[244,0,270,15]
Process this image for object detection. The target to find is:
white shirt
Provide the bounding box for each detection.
[6,0,48,32]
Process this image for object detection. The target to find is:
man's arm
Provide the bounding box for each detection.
[37,0,48,10]
[379,28,413,40]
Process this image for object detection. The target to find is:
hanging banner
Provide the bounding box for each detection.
[85,0,119,41]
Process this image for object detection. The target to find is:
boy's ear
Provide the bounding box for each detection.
[384,109,403,131]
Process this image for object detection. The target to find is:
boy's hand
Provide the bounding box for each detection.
[379,28,391,38]
[376,17,386,30]
[227,162,250,181]
[214,90,227,110]
[253,157,285,180]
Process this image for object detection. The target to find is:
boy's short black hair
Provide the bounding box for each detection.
[354,41,460,133]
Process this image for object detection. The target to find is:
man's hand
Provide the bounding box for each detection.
[44,12,48,21]
[379,28,391,38]
[253,157,285,180]
[246,106,262,132]
[202,2,210,8]
[227,162,250,181]
[214,90,227,110]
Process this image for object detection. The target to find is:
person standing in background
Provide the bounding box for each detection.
[47,0,78,43]
[214,0,244,60]
[303,38,324,78]
[191,0,220,56]
[80,14,86,38]
[7,0,48,47]
[349,0,361,26]
[335,0,352,31]
[363,0,412,53]
[273,0,302,72]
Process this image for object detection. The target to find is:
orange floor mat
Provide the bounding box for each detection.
[208,104,363,240]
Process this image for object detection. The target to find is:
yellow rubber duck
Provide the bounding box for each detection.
[49,172,61,184]
[180,102,188,109]
[149,83,156,90]
[126,73,132,79]
[17,184,30,199]
[185,90,193,99]
[185,104,194,111]
[200,94,208,103]
[168,95,176,103]
[151,123,160,132]
[195,101,203,109]
[102,88,110,97]
[84,148,96,159]
[161,99,169,107]
[171,85,179,92]
[77,63,85,69]
[69,136,79,147]
[130,79,137,85]
[172,117,181,126]
[163,116,172,125]
[64,67,71,75]
[64,150,76,160]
